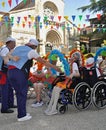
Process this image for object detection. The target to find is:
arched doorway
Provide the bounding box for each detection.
[45,30,61,53]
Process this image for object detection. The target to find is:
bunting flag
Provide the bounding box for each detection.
[15,0,19,5]
[2,1,5,7]
[58,16,61,21]
[23,0,27,4]
[28,21,31,28]
[79,15,82,21]
[72,15,76,21]
[86,15,90,21]
[0,16,2,21]
[17,17,21,22]
[4,16,9,22]
[97,14,101,20]
[24,16,27,22]
[11,16,14,22]
[64,16,69,21]
[50,16,54,21]
[30,16,34,22]
[40,22,42,29]
[44,16,48,21]
[37,15,41,22]
[8,0,12,7]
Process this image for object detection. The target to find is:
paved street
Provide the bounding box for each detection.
[0,98,106,130]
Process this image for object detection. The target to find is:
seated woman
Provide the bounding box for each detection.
[44,52,81,115]
[30,60,58,108]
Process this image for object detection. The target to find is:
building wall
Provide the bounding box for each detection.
[9,7,36,45]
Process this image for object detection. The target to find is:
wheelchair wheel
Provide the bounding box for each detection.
[92,81,106,109]
[73,82,92,110]
[58,89,73,105]
[58,105,67,114]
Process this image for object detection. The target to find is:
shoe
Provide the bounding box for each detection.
[27,113,30,116]
[18,115,32,122]
[45,110,58,116]
[44,108,51,114]
[31,101,43,108]
[1,109,14,113]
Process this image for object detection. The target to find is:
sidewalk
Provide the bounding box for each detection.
[0,98,106,130]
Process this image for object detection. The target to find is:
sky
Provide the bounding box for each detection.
[0,0,97,27]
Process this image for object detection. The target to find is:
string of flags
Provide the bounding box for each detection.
[1,0,35,7]
[0,15,106,32]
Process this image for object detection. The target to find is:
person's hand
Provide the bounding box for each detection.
[55,67,62,73]
[12,56,20,61]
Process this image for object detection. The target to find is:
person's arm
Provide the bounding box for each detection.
[3,50,20,64]
[69,62,80,79]
[36,57,62,73]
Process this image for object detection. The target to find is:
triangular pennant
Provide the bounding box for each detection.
[50,16,54,21]
[11,16,14,22]
[0,16,2,21]
[40,22,42,29]
[44,16,48,21]
[15,0,19,5]
[17,17,21,22]
[30,16,34,22]
[37,15,41,22]
[24,16,27,22]
[97,14,101,20]
[79,15,82,21]
[28,21,31,28]
[103,28,106,33]
[8,0,12,7]
[2,1,5,7]
[58,16,61,21]
[23,0,27,4]
[64,16,69,21]
[86,15,90,21]
[22,23,25,28]
[4,16,9,22]
[72,15,76,21]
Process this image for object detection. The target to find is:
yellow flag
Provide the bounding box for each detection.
[0,16,2,21]
[31,16,34,22]
[2,1,5,7]
[64,16,69,21]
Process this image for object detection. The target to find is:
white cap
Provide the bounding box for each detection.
[6,37,16,43]
[86,57,94,68]
[29,39,39,46]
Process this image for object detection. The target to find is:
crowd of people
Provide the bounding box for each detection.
[0,36,106,122]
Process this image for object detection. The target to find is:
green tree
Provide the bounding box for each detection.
[78,0,106,14]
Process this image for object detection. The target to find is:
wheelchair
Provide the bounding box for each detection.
[58,67,106,114]
[58,76,92,114]
[92,75,106,109]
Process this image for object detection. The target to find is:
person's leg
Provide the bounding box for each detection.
[8,69,29,118]
[45,86,62,115]
[31,83,44,107]
[7,81,15,108]
[1,83,9,111]
[0,85,2,103]
[36,83,44,102]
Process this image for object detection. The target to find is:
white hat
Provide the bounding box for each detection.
[86,57,94,68]
[29,39,39,46]
[6,37,16,43]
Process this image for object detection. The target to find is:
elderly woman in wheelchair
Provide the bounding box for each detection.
[44,52,81,115]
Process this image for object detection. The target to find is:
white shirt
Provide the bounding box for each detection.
[28,50,40,59]
[0,46,9,57]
